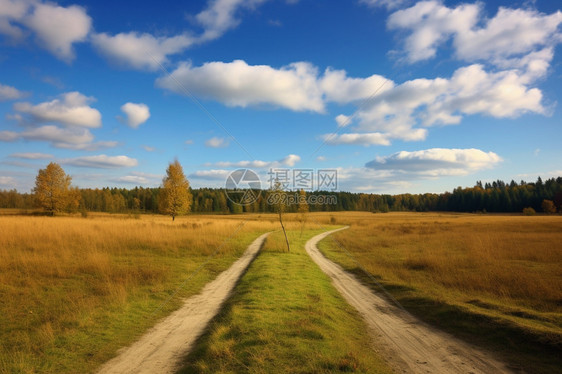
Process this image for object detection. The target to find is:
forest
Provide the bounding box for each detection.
[1,176,561,215]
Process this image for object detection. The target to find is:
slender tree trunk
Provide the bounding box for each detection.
[278,208,290,252]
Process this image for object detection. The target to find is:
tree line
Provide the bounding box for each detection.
[1,163,561,215]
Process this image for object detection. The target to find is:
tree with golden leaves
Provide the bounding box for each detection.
[34,162,77,215]
[159,159,192,221]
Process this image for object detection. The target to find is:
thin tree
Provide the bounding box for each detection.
[297,189,309,237]
[271,180,290,252]
[159,159,192,221]
[34,162,74,215]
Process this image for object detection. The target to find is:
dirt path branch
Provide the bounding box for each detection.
[306,228,513,374]
[97,232,270,374]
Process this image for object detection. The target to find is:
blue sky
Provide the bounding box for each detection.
[1,0,561,193]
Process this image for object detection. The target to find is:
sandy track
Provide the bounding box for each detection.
[96,232,270,374]
[306,228,513,374]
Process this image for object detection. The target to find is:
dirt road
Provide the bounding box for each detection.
[306,228,513,374]
[96,232,270,374]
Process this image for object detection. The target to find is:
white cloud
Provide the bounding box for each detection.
[335,114,352,128]
[388,1,480,63]
[13,92,102,128]
[0,130,18,141]
[321,132,391,146]
[112,175,149,184]
[189,169,230,180]
[143,145,156,152]
[316,156,326,161]
[388,1,562,68]
[8,125,117,150]
[366,148,502,177]
[360,0,410,10]
[195,0,268,42]
[91,0,271,71]
[64,155,138,169]
[205,136,229,148]
[120,102,150,128]
[209,154,301,168]
[10,152,53,159]
[321,68,394,104]
[327,62,544,144]
[0,0,31,40]
[92,32,194,71]
[156,60,325,112]
[0,176,16,186]
[0,83,27,101]
[24,2,92,62]
[185,139,194,145]
[55,140,118,151]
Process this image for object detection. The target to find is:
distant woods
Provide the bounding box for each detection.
[1,174,561,215]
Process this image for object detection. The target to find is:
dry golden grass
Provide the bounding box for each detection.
[0,212,278,373]
[315,211,562,373]
[318,212,562,312]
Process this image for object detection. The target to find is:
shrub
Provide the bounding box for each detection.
[541,199,556,214]
[522,207,536,216]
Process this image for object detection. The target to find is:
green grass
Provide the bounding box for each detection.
[179,228,392,373]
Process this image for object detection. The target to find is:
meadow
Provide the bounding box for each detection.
[316,212,562,373]
[0,212,278,374]
[1,210,560,373]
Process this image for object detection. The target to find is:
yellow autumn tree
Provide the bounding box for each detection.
[34,162,78,215]
[159,159,192,221]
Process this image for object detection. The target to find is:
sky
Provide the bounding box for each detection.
[0,0,561,194]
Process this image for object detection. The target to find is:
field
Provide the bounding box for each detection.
[0,212,278,373]
[316,212,562,373]
[1,211,560,373]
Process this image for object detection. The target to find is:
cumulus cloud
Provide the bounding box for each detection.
[1,125,117,150]
[205,136,229,148]
[195,0,268,42]
[156,60,325,112]
[112,175,148,184]
[24,2,91,62]
[92,0,270,71]
[209,154,301,168]
[10,152,53,159]
[189,169,230,180]
[335,114,352,128]
[13,92,102,128]
[0,130,18,141]
[64,155,138,168]
[325,63,544,145]
[92,32,194,71]
[321,68,394,104]
[0,1,92,61]
[321,132,391,146]
[0,176,16,186]
[120,102,150,128]
[0,83,27,101]
[360,0,410,10]
[388,1,562,67]
[366,148,502,176]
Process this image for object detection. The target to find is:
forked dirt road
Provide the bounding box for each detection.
[97,232,270,374]
[306,228,513,374]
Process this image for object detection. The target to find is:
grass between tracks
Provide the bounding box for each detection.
[180,228,391,373]
[316,212,562,374]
